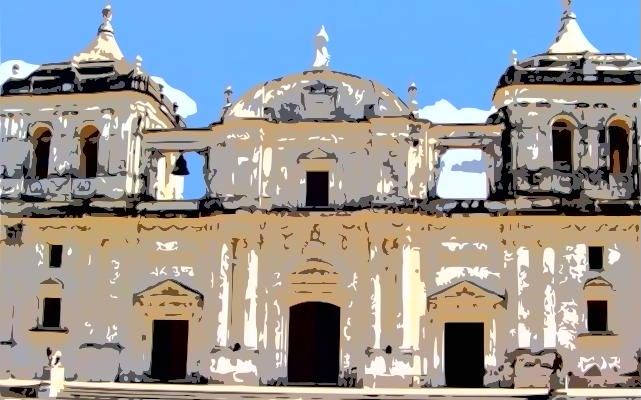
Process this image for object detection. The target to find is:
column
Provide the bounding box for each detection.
[216,242,232,347]
[400,227,424,383]
[542,247,557,349]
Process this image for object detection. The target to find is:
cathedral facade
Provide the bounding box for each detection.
[0,2,639,390]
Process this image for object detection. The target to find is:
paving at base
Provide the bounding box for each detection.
[1,380,640,399]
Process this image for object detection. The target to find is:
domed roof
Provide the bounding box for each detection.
[226,69,411,122]
[225,26,411,122]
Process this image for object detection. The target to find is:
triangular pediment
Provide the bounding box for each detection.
[298,148,337,161]
[40,278,62,286]
[427,280,505,303]
[133,279,203,303]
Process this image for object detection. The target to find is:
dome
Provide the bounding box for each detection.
[226,69,411,122]
[224,26,411,122]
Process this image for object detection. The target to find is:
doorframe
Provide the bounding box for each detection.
[425,280,507,387]
[278,259,348,386]
[443,321,486,387]
[286,301,342,386]
[132,279,204,381]
[150,319,190,381]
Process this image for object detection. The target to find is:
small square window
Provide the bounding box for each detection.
[42,298,62,329]
[587,300,608,332]
[588,246,604,271]
[49,244,63,268]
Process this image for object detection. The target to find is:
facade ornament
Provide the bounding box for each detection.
[312,26,331,69]
[408,82,418,114]
[99,3,114,35]
[135,56,143,75]
[511,50,518,66]
[221,86,233,119]
[224,86,233,108]
[71,1,124,63]
[12,64,20,77]
[548,0,598,54]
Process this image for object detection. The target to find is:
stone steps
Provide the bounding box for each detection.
[55,386,551,400]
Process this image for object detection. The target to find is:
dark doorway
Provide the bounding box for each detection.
[30,128,52,180]
[79,125,100,179]
[608,124,629,174]
[305,171,329,207]
[444,322,485,388]
[288,302,340,386]
[552,121,574,172]
[150,319,189,381]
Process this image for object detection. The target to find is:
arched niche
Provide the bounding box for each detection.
[549,116,579,173]
[29,125,53,180]
[605,118,631,174]
[78,124,101,178]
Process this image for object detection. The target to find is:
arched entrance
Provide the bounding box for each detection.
[287,301,341,386]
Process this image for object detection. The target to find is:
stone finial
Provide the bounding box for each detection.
[173,102,179,113]
[312,25,331,69]
[511,50,518,66]
[52,350,62,368]
[11,64,20,77]
[98,2,114,35]
[224,86,233,107]
[158,84,164,93]
[408,82,418,113]
[135,55,143,75]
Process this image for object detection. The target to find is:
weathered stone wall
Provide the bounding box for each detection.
[0,92,172,201]
[0,215,638,388]
[146,118,505,207]
[502,85,639,200]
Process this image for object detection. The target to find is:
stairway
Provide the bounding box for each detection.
[55,385,554,400]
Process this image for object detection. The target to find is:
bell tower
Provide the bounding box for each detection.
[494,0,640,204]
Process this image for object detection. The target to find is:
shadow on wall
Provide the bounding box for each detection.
[181,151,206,200]
[437,148,489,200]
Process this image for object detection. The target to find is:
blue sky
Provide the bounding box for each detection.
[1,0,639,201]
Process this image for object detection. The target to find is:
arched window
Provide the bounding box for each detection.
[30,127,52,180]
[551,120,574,172]
[79,125,100,178]
[607,121,629,174]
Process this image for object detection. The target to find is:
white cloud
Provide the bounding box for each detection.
[150,76,197,118]
[0,60,197,118]
[417,99,496,124]
[418,100,497,200]
[0,60,39,82]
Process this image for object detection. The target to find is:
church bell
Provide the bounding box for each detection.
[171,153,190,176]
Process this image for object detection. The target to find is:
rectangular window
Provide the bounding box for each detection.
[306,171,329,208]
[42,298,62,328]
[588,246,604,271]
[587,300,608,332]
[49,244,63,268]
